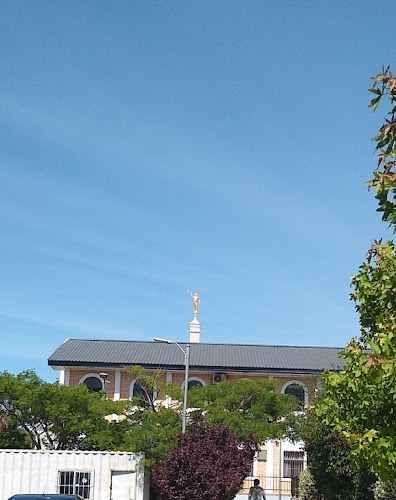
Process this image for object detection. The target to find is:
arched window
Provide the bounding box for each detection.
[132,382,146,398]
[79,374,103,393]
[181,377,206,391]
[129,379,156,402]
[281,381,308,406]
[188,380,203,390]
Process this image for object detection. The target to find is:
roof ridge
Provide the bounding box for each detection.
[63,338,344,349]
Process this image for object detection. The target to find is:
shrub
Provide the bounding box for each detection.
[299,467,320,500]
[373,481,396,500]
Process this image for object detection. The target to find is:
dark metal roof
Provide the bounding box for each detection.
[48,339,345,373]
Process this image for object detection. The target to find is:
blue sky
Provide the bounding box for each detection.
[0,1,394,382]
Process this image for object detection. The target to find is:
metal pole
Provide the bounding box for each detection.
[153,338,191,434]
[182,345,190,434]
[278,438,282,500]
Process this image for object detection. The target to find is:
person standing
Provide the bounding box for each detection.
[248,479,266,500]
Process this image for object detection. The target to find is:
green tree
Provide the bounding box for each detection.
[0,370,124,450]
[187,377,299,442]
[119,367,299,468]
[317,67,396,481]
[0,415,31,449]
[116,365,185,467]
[367,67,396,226]
[119,406,182,467]
[301,408,375,500]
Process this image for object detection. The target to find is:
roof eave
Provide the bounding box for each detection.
[47,359,338,374]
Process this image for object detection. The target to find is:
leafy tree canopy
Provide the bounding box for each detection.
[0,415,31,449]
[0,366,299,470]
[114,365,186,467]
[300,407,375,500]
[367,67,396,226]
[118,367,299,468]
[0,370,124,450]
[317,67,396,481]
[187,377,299,442]
[118,406,182,468]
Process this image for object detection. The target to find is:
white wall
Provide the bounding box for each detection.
[0,449,148,500]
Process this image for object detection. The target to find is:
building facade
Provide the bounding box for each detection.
[48,318,344,499]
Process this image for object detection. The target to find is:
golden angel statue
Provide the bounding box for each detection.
[187,290,200,316]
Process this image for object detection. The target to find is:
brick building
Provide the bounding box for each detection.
[48,316,344,499]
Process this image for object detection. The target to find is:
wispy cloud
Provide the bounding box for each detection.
[0,309,141,339]
[0,161,195,261]
[0,91,381,256]
[0,345,46,360]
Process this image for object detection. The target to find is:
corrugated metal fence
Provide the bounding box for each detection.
[0,449,148,500]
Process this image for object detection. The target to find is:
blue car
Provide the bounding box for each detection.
[8,495,84,500]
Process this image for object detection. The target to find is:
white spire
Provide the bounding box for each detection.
[189,315,201,343]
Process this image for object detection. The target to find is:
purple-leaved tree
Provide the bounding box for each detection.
[153,422,257,500]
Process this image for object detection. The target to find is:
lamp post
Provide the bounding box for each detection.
[278,438,282,500]
[99,372,108,399]
[154,337,190,434]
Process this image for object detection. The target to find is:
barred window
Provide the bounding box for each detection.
[58,470,92,499]
[283,451,304,478]
[284,383,305,405]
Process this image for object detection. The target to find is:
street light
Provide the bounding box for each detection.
[154,337,190,433]
[99,372,108,399]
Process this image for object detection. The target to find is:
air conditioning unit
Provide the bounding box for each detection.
[213,373,228,384]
